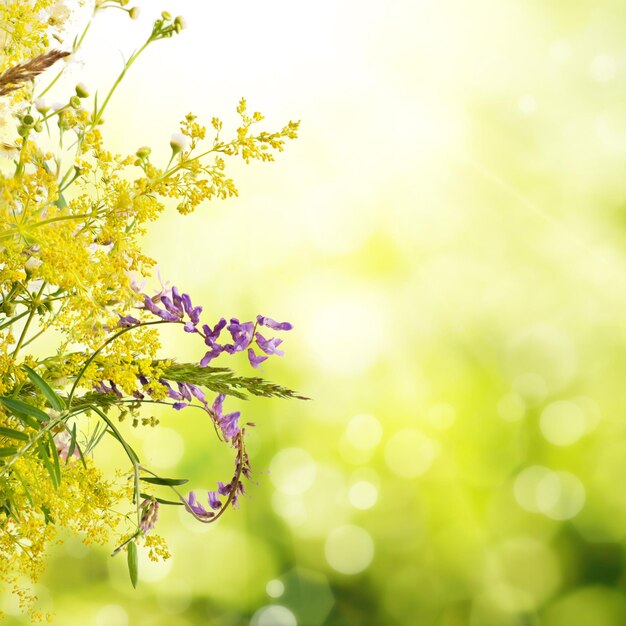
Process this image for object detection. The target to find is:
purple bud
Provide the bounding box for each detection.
[256,315,293,331]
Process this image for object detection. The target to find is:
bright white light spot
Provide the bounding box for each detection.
[96,605,128,626]
[536,471,585,520]
[304,292,387,375]
[348,480,378,510]
[266,579,285,598]
[251,605,297,626]
[385,428,439,478]
[427,403,456,429]
[143,426,184,469]
[325,525,374,574]
[270,448,317,495]
[497,393,525,422]
[345,414,383,450]
[513,465,552,513]
[518,95,536,115]
[540,400,586,446]
[591,54,617,82]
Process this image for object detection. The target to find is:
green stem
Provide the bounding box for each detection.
[11,282,46,358]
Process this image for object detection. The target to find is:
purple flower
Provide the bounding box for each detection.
[181,293,202,325]
[186,491,214,519]
[177,383,192,401]
[217,481,231,496]
[184,321,198,333]
[187,384,207,404]
[208,491,221,510]
[202,318,227,341]
[117,314,141,328]
[142,295,179,322]
[210,394,241,441]
[257,315,293,331]
[226,319,254,353]
[172,402,188,410]
[255,332,284,356]
[159,380,183,400]
[161,294,183,318]
[200,345,223,367]
[247,347,268,369]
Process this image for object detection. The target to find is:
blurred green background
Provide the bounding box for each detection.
[9,0,626,624]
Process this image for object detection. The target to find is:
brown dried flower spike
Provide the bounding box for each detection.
[0,49,70,97]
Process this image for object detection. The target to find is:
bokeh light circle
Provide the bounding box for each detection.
[345,413,383,450]
[385,428,439,477]
[536,471,585,520]
[251,605,297,626]
[325,525,374,574]
[348,480,378,510]
[266,579,285,598]
[270,448,317,495]
[540,400,586,446]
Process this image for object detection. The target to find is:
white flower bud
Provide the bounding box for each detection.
[169,133,189,154]
[35,99,50,114]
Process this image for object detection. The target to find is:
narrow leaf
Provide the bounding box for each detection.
[23,365,65,411]
[140,476,188,487]
[0,426,29,442]
[36,440,59,489]
[127,540,138,589]
[0,397,49,423]
[0,447,18,457]
[139,493,184,506]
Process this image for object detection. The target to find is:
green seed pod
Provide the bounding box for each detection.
[161,10,171,20]
[69,95,81,109]
[22,114,34,126]
[1,302,15,316]
[17,125,28,137]
[129,7,140,19]
[34,121,43,132]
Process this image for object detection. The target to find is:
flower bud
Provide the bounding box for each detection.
[136,146,151,159]
[174,15,186,32]
[129,6,140,19]
[69,95,81,109]
[75,82,89,98]
[161,10,172,20]
[169,132,189,154]
[34,121,43,132]
[22,114,34,127]
[35,99,50,114]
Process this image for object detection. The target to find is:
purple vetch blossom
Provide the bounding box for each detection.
[208,491,221,510]
[256,315,293,331]
[255,332,284,356]
[117,314,141,328]
[139,498,160,534]
[224,319,255,354]
[209,394,241,441]
[247,347,268,369]
[185,491,215,519]
[200,345,223,367]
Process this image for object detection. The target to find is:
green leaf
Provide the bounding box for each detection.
[0,426,29,442]
[127,540,138,589]
[23,365,65,411]
[0,447,18,457]
[53,193,66,209]
[0,397,50,423]
[140,476,188,487]
[139,493,184,506]
[36,439,60,489]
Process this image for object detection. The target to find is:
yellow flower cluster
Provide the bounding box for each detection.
[0,1,299,619]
